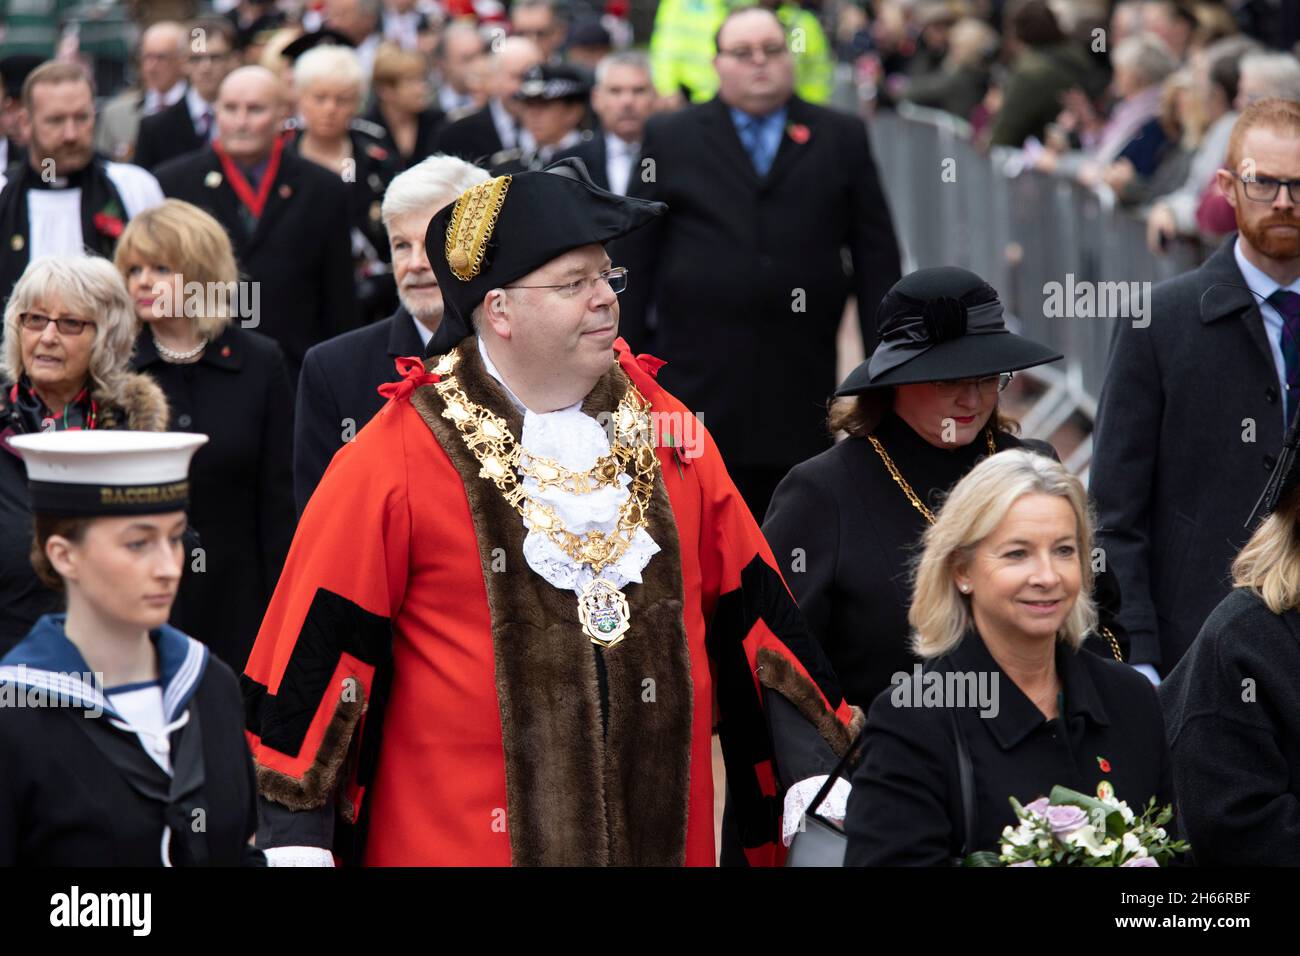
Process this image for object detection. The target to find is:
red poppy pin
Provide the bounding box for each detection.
[1096,756,1111,774]
[787,123,810,145]
[92,204,124,239]
[279,184,292,199]
[366,143,389,162]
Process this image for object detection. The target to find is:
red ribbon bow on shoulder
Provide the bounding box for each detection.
[635,352,666,378]
[378,356,440,401]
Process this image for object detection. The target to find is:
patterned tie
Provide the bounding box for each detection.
[200,107,215,142]
[1271,289,1300,421]
[738,115,775,177]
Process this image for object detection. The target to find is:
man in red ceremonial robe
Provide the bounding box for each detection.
[243,158,863,866]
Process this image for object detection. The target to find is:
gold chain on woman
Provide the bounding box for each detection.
[430,349,658,574]
[867,429,997,525]
[869,426,1124,663]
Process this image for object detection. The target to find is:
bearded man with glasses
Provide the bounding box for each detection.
[1093,97,1300,685]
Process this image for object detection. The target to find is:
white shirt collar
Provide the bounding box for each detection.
[489,97,535,152]
[1235,235,1300,301]
[412,313,434,349]
[185,86,212,126]
[145,80,187,115]
[604,132,639,156]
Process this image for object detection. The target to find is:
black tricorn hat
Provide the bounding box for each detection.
[836,266,1063,395]
[425,157,666,326]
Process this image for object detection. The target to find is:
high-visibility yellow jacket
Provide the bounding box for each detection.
[648,0,834,105]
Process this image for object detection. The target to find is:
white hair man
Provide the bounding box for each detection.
[292,153,490,511]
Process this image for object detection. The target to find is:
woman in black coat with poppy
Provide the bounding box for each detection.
[763,267,1078,709]
[844,450,1175,865]
[116,199,295,672]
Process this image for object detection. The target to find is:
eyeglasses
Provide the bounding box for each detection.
[188,51,233,65]
[718,43,790,64]
[929,373,1013,396]
[1231,171,1300,203]
[19,312,97,336]
[506,267,629,299]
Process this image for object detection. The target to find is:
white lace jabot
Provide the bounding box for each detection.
[477,338,660,594]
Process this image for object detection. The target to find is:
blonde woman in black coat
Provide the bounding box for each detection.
[116,199,295,671]
[845,450,1175,865]
[1160,424,1300,865]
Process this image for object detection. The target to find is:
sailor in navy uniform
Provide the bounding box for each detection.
[0,432,264,866]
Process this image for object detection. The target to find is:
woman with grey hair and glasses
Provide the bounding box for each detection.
[0,256,169,652]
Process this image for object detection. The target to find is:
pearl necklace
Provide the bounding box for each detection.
[153,334,207,363]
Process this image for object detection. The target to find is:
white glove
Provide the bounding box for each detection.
[263,846,336,867]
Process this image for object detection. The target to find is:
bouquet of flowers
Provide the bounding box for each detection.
[965,784,1189,867]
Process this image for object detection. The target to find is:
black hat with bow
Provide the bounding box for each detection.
[1247,402,1300,527]
[425,157,666,327]
[836,266,1063,395]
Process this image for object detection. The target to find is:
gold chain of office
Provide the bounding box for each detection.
[430,348,659,575]
[867,429,997,524]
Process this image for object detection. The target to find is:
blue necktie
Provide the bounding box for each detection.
[1271,289,1300,422]
[738,116,774,177]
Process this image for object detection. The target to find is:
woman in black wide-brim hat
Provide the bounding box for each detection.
[762,266,1068,708]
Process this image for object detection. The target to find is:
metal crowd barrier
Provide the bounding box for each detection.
[867,104,1204,460]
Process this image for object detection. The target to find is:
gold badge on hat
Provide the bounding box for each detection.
[205,171,222,188]
[445,175,511,281]
[11,234,24,251]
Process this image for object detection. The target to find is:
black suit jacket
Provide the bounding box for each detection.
[294,307,467,512]
[433,104,505,166]
[1090,235,1284,674]
[133,96,205,172]
[553,133,610,191]
[623,96,901,468]
[132,325,295,671]
[845,629,1175,865]
[153,146,359,381]
[363,103,446,169]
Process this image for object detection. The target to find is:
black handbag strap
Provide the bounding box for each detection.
[804,721,870,820]
[951,707,977,859]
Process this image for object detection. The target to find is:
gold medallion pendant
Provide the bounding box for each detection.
[578,578,631,647]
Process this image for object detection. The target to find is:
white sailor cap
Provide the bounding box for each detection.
[8,431,209,516]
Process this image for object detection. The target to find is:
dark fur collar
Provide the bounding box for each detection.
[410,339,694,865]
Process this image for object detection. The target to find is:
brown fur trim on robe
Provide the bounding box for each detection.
[254,683,367,819]
[756,648,866,757]
[410,339,695,865]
